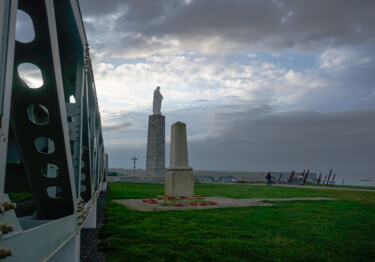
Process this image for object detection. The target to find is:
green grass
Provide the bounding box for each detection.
[100,183,375,261]
[8,192,33,203]
[109,182,338,199]
[310,184,375,191]
[109,183,164,199]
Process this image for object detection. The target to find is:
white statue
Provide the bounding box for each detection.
[153,86,163,115]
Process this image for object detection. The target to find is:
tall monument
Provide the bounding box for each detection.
[146,87,165,176]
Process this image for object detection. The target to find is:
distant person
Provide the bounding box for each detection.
[266,172,272,186]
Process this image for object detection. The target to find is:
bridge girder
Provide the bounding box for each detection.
[0,0,108,260]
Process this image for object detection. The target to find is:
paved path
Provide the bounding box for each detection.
[114,196,334,212]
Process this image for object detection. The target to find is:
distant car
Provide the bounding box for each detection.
[231,179,236,182]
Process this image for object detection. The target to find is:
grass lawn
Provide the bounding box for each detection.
[99,183,375,261]
[8,192,33,203]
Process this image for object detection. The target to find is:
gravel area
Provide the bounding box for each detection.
[80,189,107,262]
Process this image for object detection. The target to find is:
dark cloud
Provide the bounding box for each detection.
[188,109,375,185]
[192,99,211,103]
[105,107,375,185]
[103,122,132,132]
[80,0,375,54]
[78,0,125,16]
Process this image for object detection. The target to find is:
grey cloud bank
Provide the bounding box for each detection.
[80,0,375,56]
[103,104,375,186]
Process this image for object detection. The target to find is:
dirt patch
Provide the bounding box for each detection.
[114,196,334,212]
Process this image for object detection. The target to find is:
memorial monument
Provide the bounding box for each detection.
[165,121,195,196]
[146,87,165,176]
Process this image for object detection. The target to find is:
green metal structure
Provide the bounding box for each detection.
[0,0,108,260]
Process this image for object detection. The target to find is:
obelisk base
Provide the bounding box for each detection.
[164,168,194,197]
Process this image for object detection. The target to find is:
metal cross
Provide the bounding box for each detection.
[132,156,138,176]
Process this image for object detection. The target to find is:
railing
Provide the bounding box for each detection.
[0,0,107,260]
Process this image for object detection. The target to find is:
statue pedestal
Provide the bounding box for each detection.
[146,115,165,176]
[165,167,194,196]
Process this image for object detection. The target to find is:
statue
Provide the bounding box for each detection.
[153,86,163,115]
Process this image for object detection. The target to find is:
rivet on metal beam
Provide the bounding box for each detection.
[1,224,14,234]
[0,248,12,259]
[2,202,16,211]
[78,221,83,226]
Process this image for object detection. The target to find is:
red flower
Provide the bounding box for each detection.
[167,196,175,199]
[189,203,198,206]
[210,202,217,205]
[200,203,207,206]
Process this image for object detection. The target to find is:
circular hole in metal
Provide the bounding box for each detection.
[41,164,59,178]
[46,186,62,199]
[17,63,44,89]
[35,137,55,154]
[16,10,35,43]
[81,185,87,192]
[27,104,50,125]
[69,95,76,103]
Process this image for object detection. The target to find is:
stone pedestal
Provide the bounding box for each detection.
[164,121,194,196]
[146,115,165,176]
[165,169,194,196]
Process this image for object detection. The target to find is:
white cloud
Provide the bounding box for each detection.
[318,47,373,75]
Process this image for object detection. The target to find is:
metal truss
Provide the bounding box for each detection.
[0,0,108,260]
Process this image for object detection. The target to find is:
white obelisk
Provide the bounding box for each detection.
[164,121,194,196]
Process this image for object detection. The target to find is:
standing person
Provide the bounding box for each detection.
[266,172,272,186]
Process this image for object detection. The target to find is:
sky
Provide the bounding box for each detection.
[19,0,375,185]
[73,0,375,186]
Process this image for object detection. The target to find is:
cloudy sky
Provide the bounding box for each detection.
[77,0,375,185]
